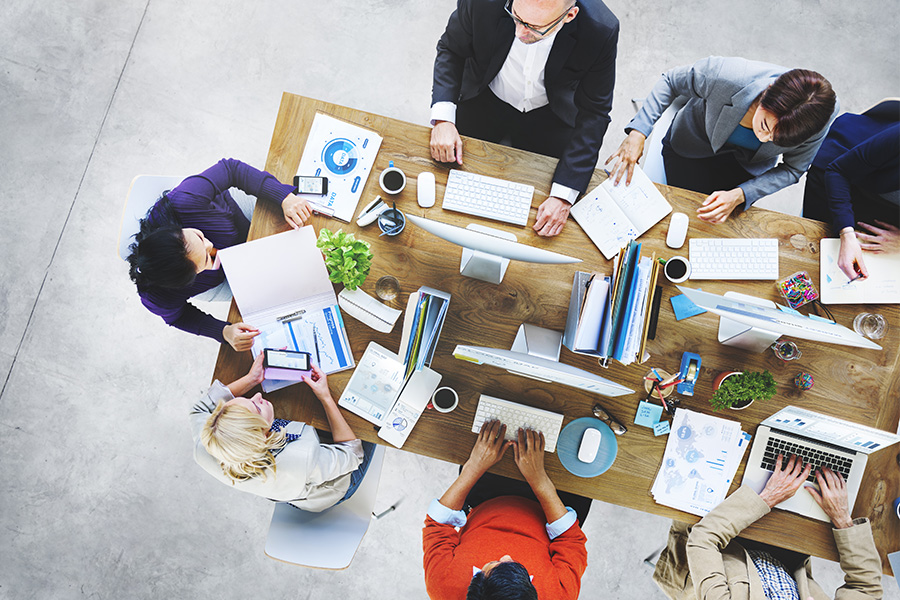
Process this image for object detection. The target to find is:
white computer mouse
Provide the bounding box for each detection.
[666,212,689,249]
[577,427,602,463]
[417,171,436,208]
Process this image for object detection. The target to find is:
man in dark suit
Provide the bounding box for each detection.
[430,0,618,237]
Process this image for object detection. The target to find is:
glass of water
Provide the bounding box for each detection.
[853,313,887,340]
[375,275,401,302]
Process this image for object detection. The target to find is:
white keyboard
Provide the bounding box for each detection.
[471,394,564,453]
[689,238,779,280]
[442,169,534,226]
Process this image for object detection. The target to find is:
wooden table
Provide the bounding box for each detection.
[213,93,900,573]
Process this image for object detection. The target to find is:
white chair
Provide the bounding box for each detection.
[119,174,235,302]
[636,95,688,185]
[265,444,388,569]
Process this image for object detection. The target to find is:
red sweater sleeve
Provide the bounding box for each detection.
[549,522,588,598]
[423,516,464,599]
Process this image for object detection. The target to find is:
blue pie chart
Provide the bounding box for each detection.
[322,138,358,175]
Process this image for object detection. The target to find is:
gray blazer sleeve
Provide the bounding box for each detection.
[626,56,726,139]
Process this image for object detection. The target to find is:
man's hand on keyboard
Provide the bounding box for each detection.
[533,196,570,237]
[757,454,813,509]
[696,188,744,224]
[430,121,464,165]
[465,420,512,476]
[514,428,549,486]
[805,468,853,529]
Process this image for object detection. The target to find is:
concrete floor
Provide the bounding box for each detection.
[1,0,898,598]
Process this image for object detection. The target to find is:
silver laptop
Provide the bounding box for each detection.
[742,406,900,522]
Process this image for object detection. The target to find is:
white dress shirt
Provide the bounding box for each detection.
[431,30,578,203]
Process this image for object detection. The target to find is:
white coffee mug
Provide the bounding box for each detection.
[379,161,406,194]
[663,256,691,283]
[431,387,459,413]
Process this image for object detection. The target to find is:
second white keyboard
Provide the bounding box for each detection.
[689,238,780,280]
[471,394,564,453]
[442,169,534,226]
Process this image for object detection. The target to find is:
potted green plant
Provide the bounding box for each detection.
[316,228,373,290]
[709,370,776,411]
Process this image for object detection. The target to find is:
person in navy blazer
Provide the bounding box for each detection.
[803,100,900,280]
[430,0,618,237]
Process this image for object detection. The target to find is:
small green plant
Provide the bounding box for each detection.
[710,370,776,411]
[316,228,373,290]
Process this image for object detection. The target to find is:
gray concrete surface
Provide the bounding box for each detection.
[1,0,898,598]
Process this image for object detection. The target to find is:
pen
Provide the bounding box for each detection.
[313,326,321,366]
[277,309,306,322]
[847,273,866,284]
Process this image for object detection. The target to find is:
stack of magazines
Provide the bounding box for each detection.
[651,409,753,516]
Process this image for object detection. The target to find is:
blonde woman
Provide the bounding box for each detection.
[190,354,375,511]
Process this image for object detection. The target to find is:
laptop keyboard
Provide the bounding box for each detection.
[760,432,853,482]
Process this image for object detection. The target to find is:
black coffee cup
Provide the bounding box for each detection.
[663,256,691,283]
[431,387,458,412]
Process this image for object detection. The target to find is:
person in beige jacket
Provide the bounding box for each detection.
[653,454,883,599]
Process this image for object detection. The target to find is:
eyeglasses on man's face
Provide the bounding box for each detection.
[504,0,576,36]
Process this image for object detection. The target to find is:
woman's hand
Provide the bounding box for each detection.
[282,193,313,229]
[513,428,550,488]
[837,228,868,280]
[697,188,744,224]
[856,220,900,254]
[301,364,332,402]
[465,420,511,476]
[605,130,646,186]
[757,454,812,508]
[223,322,259,352]
[245,351,265,385]
[805,468,853,529]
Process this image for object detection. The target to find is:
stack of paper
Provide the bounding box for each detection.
[650,409,752,516]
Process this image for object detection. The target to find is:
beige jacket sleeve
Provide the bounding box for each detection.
[686,486,770,599]
[830,518,883,599]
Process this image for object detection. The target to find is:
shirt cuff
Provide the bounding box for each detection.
[427,498,467,528]
[431,102,457,126]
[550,182,580,204]
[546,507,577,540]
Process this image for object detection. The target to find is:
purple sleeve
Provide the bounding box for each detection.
[823,124,900,231]
[140,289,228,343]
[172,158,296,218]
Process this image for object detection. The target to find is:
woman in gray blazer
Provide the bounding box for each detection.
[608,56,838,223]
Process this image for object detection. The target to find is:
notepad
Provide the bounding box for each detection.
[571,165,673,260]
[820,238,900,304]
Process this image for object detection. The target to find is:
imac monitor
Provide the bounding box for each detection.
[453,344,634,397]
[406,214,581,284]
[677,286,882,350]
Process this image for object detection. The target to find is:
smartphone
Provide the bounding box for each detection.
[294,175,328,196]
[264,349,311,372]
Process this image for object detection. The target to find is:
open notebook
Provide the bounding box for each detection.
[218,227,354,392]
[820,238,900,304]
[571,165,672,260]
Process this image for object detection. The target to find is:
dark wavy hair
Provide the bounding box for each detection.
[760,69,835,147]
[467,561,537,600]
[127,194,196,290]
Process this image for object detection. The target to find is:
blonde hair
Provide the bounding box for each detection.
[201,400,287,482]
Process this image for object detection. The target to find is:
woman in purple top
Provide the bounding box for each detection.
[126,158,312,350]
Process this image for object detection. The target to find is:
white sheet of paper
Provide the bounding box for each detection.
[296,113,383,222]
[820,238,900,304]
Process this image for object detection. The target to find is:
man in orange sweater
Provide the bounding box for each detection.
[423,421,589,600]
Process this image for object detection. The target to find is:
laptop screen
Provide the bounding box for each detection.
[763,406,900,455]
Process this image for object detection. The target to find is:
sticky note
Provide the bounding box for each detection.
[635,401,663,428]
[653,421,671,436]
[808,313,835,324]
[670,294,706,321]
[777,304,802,316]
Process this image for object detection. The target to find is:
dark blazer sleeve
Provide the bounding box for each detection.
[552,14,618,194]
[824,123,900,231]
[432,0,477,106]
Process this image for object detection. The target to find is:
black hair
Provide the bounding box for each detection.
[466,561,537,600]
[126,193,197,290]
